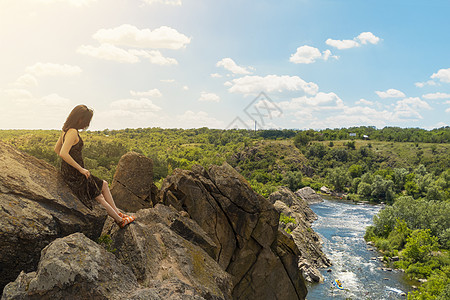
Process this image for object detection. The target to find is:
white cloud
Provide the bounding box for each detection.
[211,73,222,78]
[198,92,220,102]
[289,46,338,64]
[356,98,374,106]
[396,97,431,110]
[93,25,190,50]
[326,32,380,50]
[130,89,162,97]
[141,0,182,5]
[110,98,162,111]
[183,85,189,90]
[3,88,33,100]
[0,89,72,129]
[40,93,71,106]
[415,80,438,88]
[130,49,178,65]
[216,58,251,74]
[160,79,175,83]
[375,88,406,98]
[278,92,344,111]
[325,38,360,50]
[227,75,319,95]
[78,44,140,63]
[431,68,450,83]
[25,63,82,76]
[357,32,381,45]
[78,44,177,65]
[393,97,431,120]
[422,92,450,100]
[14,74,38,87]
[36,0,98,6]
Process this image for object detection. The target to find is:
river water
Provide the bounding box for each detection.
[306,199,413,300]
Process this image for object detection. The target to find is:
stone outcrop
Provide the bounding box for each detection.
[0,141,107,293]
[2,233,140,300]
[295,186,323,204]
[101,204,232,300]
[110,152,157,212]
[269,187,331,282]
[159,163,307,299]
[2,145,311,300]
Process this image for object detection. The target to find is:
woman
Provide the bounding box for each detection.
[54,105,135,228]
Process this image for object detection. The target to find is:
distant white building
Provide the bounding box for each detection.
[363,135,369,139]
[349,133,356,137]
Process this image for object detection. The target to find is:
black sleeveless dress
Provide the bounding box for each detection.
[61,131,103,210]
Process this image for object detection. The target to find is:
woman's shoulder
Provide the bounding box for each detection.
[62,128,80,141]
[64,128,79,135]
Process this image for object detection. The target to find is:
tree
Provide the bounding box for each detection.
[403,229,439,264]
[327,167,349,192]
[348,164,363,178]
[293,131,310,148]
[282,171,303,191]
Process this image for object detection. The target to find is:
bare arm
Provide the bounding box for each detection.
[56,129,90,178]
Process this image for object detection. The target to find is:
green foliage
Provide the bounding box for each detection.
[293,131,310,148]
[348,164,364,178]
[279,213,297,225]
[281,171,303,191]
[327,167,350,192]
[97,234,117,253]
[408,267,450,300]
[249,179,278,198]
[403,229,439,264]
[279,213,297,234]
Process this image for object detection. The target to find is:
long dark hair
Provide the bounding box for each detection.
[62,105,93,132]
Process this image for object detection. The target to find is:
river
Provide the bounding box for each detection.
[306,199,413,300]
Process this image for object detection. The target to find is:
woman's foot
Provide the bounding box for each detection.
[118,215,136,228]
[118,212,130,218]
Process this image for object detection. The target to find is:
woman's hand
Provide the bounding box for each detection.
[80,168,90,179]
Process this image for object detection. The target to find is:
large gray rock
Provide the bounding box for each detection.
[269,186,317,223]
[269,187,331,282]
[0,141,107,293]
[101,205,233,300]
[110,152,156,212]
[2,233,140,300]
[160,163,308,299]
[295,187,323,204]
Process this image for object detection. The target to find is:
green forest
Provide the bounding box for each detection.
[0,125,449,299]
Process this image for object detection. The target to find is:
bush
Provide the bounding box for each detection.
[403,229,439,264]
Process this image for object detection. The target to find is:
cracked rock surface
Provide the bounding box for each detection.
[110,151,157,212]
[159,163,308,300]
[0,141,106,293]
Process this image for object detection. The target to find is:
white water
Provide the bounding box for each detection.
[306,199,411,300]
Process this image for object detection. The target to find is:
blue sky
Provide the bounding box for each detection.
[0,0,449,130]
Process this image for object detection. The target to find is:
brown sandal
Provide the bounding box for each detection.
[118,215,136,228]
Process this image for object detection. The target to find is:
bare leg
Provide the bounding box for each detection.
[101,180,121,215]
[95,194,122,223]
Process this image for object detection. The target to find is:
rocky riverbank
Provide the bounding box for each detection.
[1,141,330,299]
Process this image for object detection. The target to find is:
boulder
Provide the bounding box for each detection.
[160,163,307,299]
[320,186,331,194]
[101,205,233,300]
[269,187,331,282]
[110,152,156,212]
[2,233,140,300]
[295,187,323,204]
[269,186,317,223]
[0,141,107,293]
